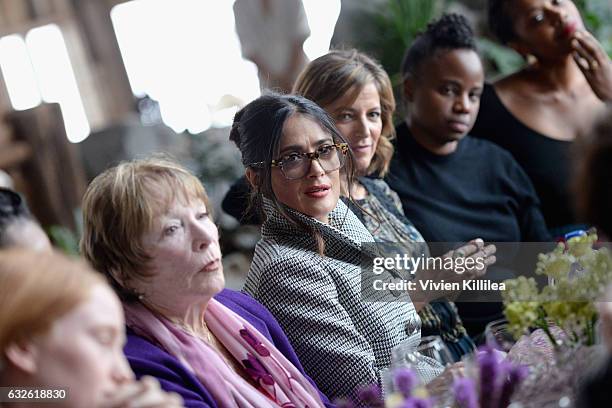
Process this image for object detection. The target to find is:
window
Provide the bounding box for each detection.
[0,24,90,143]
[110,0,260,134]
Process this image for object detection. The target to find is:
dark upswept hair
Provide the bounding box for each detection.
[229,93,356,254]
[0,188,33,247]
[401,13,478,80]
[292,49,396,177]
[574,108,612,238]
[487,0,517,45]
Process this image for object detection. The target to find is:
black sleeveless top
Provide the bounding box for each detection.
[471,83,580,235]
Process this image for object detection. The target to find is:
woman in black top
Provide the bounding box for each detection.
[471,0,612,237]
[385,13,550,336]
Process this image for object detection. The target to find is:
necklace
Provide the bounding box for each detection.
[174,320,213,344]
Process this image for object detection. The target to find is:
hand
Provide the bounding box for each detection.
[445,238,497,280]
[412,239,497,304]
[572,30,612,102]
[99,376,184,408]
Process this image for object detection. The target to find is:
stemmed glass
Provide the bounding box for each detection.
[416,335,455,367]
[382,336,453,396]
[485,318,516,353]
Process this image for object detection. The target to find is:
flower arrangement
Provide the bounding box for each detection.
[502,231,612,347]
[335,347,527,408]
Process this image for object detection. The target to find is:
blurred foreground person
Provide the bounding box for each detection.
[575,108,612,408]
[0,248,183,407]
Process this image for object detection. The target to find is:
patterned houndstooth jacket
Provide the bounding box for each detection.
[244,198,439,401]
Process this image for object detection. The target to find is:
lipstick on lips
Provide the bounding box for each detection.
[351,144,371,154]
[563,20,578,37]
[304,184,331,198]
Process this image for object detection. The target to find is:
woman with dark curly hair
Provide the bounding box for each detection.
[386,13,550,336]
[472,0,612,237]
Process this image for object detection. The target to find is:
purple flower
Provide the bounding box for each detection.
[478,346,502,408]
[498,364,529,407]
[242,353,275,385]
[401,397,433,408]
[334,398,355,408]
[453,377,478,408]
[394,367,418,397]
[356,383,383,407]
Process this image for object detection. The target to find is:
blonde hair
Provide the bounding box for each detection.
[293,49,396,176]
[0,249,103,355]
[80,156,210,300]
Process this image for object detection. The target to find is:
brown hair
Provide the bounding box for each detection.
[0,249,104,354]
[292,49,396,176]
[80,156,210,301]
[574,109,612,238]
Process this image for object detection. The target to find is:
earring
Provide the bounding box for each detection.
[525,54,537,66]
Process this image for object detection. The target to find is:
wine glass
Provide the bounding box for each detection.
[485,318,516,352]
[416,335,455,367]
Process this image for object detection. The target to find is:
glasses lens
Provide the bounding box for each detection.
[280,145,346,180]
[282,157,309,179]
[318,145,343,173]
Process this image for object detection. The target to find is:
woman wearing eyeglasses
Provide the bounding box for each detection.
[230,93,477,401]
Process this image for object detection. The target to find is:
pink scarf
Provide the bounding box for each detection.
[124,299,324,408]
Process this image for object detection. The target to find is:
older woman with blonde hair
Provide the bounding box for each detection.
[80,157,331,408]
[0,248,182,408]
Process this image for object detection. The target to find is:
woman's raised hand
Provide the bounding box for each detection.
[572,30,612,102]
[100,376,184,408]
[447,238,497,280]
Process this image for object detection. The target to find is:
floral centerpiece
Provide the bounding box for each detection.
[335,347,527,408]
[500,230,612,406]
[502,230,612,347]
